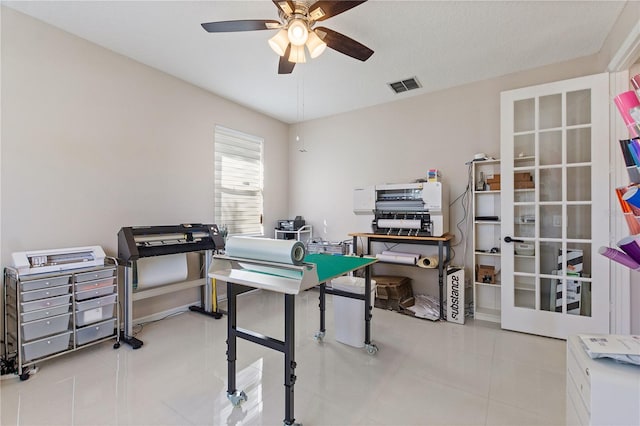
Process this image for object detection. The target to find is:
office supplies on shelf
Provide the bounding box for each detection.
[370,182,449,236]
[617,235,640,263]
[117,224,225,349]
[11,246,106,276]
[276,217,305,232]
[598,246,640,270]
[614,91,640,138]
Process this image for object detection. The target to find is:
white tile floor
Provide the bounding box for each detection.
[1,289,567,425]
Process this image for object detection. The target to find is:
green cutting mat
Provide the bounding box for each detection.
[304,254,377,283]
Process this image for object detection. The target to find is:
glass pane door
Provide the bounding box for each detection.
[500,73,609,339]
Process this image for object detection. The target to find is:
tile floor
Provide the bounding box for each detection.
[1,289,567,425]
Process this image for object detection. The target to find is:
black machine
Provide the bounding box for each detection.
[118,224,225,263]
[117,224,225,349]
[276,217,305,232]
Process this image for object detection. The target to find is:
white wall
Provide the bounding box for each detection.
[288,55,602,295]
[0,7,289,318]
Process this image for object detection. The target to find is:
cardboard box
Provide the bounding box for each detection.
[514,172,533,181]
[373,275,412,311]
[488,183,501,191]
[476,264,496,284]
[486,173,501,183]
[515,181,535,189]
[446,267,465,324]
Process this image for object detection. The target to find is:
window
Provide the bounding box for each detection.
[214,126,264,236]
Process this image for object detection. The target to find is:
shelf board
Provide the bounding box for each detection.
[515,283,535,292]
[475,281,501,287]
[514,254,535,259]
[514,155,535,162]
[474,307,501,323]
[475,251,500,256]
[474,221,501,225]
[475,190,500,194]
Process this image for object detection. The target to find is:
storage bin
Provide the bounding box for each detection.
[21,284,71,302]
[21,275,71,292]
[22,331,72,361]
[76,318,116,346]
[22,303,72,323]
[332,276,376,348]
[75,285,116,301]
[76,303,115,326]
[21,313,71,341]
[75,268,115,283]
[21,294,72,312]
[75,277,115,293]
[76,294,117,311]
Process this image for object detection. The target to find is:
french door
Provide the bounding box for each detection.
[500,73,610,339]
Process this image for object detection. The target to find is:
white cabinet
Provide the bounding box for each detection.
[566,336,640,425]
[472,159,502,322]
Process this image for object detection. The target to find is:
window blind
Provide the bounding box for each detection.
[214,126,264,236]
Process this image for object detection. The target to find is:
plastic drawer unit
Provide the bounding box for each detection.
[22,331,72,362]
[3,260,120,381]
[76,319,117,346]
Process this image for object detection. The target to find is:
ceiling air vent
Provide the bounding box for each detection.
[388,77,422,94]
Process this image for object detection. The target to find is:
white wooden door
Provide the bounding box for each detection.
[500,73,610,339]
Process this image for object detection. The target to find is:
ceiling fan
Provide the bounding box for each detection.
[201,0,374,74]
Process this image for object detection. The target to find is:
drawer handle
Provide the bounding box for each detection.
[95,326,101,331]
[585,367,590,376]
[47,340,51,345]
[46,321,51,325]
[45,302,51,306]
[45,291,50,296]
[45,311,50,315]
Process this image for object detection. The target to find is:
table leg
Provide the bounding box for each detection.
[315,282,326,341]
[284,294,297,425]
[227,281,237,397]
[438,241,444,320]
[364,265,371,344]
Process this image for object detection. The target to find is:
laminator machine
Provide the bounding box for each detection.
[366,182,449,237]
[117,224,225,349]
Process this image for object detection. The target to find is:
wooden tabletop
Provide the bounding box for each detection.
[349,232,454,242]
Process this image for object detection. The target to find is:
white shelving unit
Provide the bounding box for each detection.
[472,159,502,323]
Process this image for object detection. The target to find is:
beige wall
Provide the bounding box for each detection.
[288,55,602,295]
[0,8,289,319]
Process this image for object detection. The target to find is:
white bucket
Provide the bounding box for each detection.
[331,276,376,348]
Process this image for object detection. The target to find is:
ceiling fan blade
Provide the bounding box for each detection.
[201,20,281,33]
[308,1,367,21]
[278,45,296,74]
[315,27,373,61]
[272,0,295,17]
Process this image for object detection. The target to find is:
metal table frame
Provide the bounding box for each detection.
[350,233,452,319]
[222,257,376,426]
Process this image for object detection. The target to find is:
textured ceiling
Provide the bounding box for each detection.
[3,1,626,123]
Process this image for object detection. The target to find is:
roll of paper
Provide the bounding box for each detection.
[623,186,640,209]
[381,250,419,261]
[136,253,188,289]
[375,253,417,265]
[417,256,439,268]
[617,236,640,264]
[598,246,640,270]
[225,236,306,265]
[614,91,640,137]
[377,219,421,230]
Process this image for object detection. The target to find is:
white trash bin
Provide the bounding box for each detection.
[331,276,376,348]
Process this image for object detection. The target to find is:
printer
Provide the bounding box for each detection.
[355,182,449,237]
[12,246,106,276]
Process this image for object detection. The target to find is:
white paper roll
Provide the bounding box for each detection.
[381,251,420,261]
[375,253,418,265]
[417,256,439,268]
[377,219,422,230]
[225,236,306,265]
[136,253,188,288]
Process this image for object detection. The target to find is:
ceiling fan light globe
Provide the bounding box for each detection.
[268,29,289,56]
[288,44,306,63]
[306,31,327,58]
[287,19,308,46]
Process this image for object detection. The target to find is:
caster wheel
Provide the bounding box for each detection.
[19,371,30,381]
[113,342,121,349]
[227,390,248,407]
[313,331,325,342]
[365,343,378,355]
